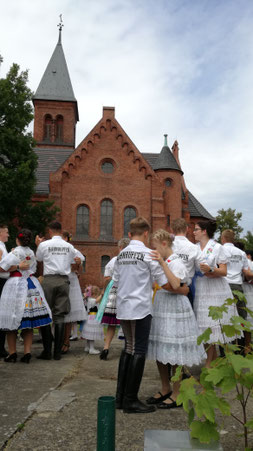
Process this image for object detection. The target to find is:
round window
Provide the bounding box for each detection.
[101,161,114,174]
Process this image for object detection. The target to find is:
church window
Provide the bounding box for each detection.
[43,114,53,142]
[76,205,89,237]
[56,115,64,142]
[101,255,110,274]
[165,178,172,187]
[124,207,137,236]
[167,215,170,226]
[100,199,113,238]
[82,256,86,273]
[101,159,115,174]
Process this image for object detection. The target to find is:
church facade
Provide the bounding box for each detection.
[32,31,213,287]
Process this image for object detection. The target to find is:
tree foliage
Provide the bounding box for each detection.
[216,208,243,240]
[0,63,58,246]
[242,231,253,251]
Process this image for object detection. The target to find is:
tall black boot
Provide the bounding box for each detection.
[54,323,65,360]
[123,354,156,414]
[37,325,52,360]
[115,350,131,409]
[0,330,8,358]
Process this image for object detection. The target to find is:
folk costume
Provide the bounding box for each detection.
[0,246,52,331]
[64,250,87,324]
[147,254,205,367]
[100,256,120,326]
[194,239,239,344]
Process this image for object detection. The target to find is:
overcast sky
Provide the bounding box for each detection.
[1,0,252,235]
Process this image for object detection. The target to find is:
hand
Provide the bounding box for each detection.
[199,263,211,274]
[74,257,81,266]
[35,235,44,247]
[19,260,30,270]
[150,250,164,265]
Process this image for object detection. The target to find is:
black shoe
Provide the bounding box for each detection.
[146,391,172,405]
[20,353,31,364]
[100,349,109,360]
[123,354,156,414]
[37,351,52,360]
[0,349,8,358]
[4,353,17,363]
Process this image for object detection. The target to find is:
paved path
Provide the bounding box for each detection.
[1,337,251,450]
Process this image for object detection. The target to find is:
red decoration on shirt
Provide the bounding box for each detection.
[18,233,23,238]
[167,259,171,263]
[26,256,31,260]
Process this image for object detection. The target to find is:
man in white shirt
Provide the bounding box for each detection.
[171,218,201,306]
[113,217,172,414]
[221,229,250,354]
[36,221,79,360]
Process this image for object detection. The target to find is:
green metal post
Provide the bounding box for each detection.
[97,396,115,451]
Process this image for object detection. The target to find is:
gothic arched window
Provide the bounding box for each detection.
[124,207,137,236]
[56,115,64,142]
[43,114,53,142]
[101,255,110,274]
[76,205,89,237]
[100,199,113,238]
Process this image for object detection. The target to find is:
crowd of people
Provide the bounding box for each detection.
[0,216,252,414]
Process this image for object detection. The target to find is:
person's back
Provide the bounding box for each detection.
[221,230,249,285]
[171,218,201,282]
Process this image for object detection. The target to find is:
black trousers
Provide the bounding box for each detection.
[120,314,152,355]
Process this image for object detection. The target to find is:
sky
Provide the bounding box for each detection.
[1,0,253,235]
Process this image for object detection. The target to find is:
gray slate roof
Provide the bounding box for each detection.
[34,148,73,193]
[143,149,182,172]
[33,36,77,103]
[188,191,214,220]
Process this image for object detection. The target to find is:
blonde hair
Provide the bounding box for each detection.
[221,229,235,243]
[152,229,174,247]
[171,218,187,234]
[129,216,150,236]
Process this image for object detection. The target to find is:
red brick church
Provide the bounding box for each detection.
[32,29,213,287]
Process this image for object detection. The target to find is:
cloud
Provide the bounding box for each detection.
[0,0,252,234]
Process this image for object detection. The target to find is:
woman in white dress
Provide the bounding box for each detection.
[193,220,239,368]
[61,231,87,354]
[0,229,52,363]
[147,230,206,409]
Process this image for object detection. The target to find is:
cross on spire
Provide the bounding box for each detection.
[57,14,64,43]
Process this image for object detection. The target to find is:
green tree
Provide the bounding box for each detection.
[242,231,253,251]
[216,208,243,240]
[0,63,58,246]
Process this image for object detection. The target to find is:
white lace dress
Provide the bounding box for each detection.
[194,240,239,343]
[81,297,104,341]
[0,246,52,330]
[147,254,206,366]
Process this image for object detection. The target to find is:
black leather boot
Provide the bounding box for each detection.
[37,325,52,360]
[0,330,8,358]
[54,323,65,360]
[115,350,131,409]
[123,354,156,413]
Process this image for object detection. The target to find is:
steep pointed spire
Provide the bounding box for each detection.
[33,21,78,113]
[153,135,183,173]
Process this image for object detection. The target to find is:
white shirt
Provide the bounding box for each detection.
[113,240,168,320]
[0,241,9,279]
[166,254,189,283]
[223,243,249,285]
[196,239,228,271]
[36,236,76,276]
[104,256,117,277]
[0,246,37,276]
[172,235,201,282]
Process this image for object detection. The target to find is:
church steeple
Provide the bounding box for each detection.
[33,22,78,149]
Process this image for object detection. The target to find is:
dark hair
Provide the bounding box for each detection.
[235,241,245,251]
[17,229,32,247]
[62,230,72,242]
[0,224,8,229]
[245,250,253,259]
[197,220,217,239]
[49,221,62,231]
